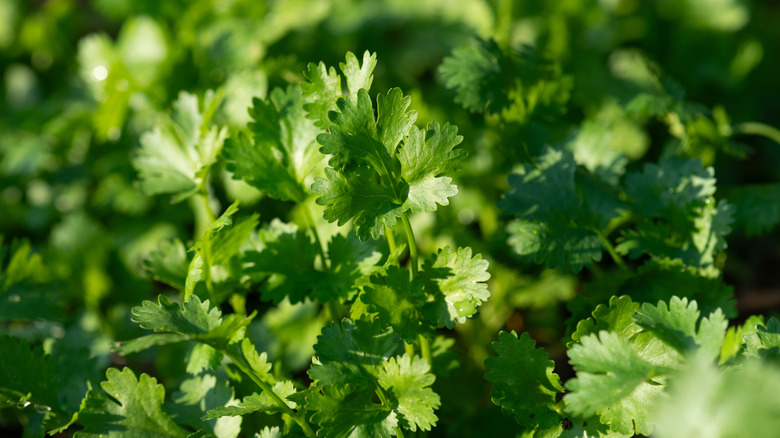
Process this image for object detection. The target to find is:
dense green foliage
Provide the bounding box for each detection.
[2,0,780,437]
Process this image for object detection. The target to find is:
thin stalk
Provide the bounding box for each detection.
[326,300,341,322]
[223,348,316,438]
[303,203,329,270]
[419,334,432,365]
[593,228,629,273]
[375,387,404,437]
[385,225,397,254]
[201,192,216,224]
[404,342,415,357]
[734,122,780,145]
[400,213,418,278]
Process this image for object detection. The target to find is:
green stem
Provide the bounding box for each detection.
[375,387,404,437]
[223,348,316,438]
[419,334,432,365]
[734,121,780,145]
[400,213,418,278]
[385,225,397,254]
[326,300,341,323]
[303,203,329,270]
[404,342,415,357]
[593,228,629,273]
[201,192,216,224]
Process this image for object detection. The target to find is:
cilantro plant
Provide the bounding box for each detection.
[3,2,780,438]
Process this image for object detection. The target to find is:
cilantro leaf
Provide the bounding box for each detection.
[361,265,428,342]
[76,367,189,438]
[131,294,221,335]
[203,380,297,419]
[244,221,324,304]
[484,331,564,430]
[307,385,397,438]
[224,85,324,203]
[570,295,641,345]
[313,166,407,241]
[377,353,440,432]
[133,91,227,203]
[0,239,62,321]
[633,297,727,362]
[399,122,466,213]
[309,318,397,388]
[420,246,490,328]
[565,258,736,335]
[324,232,383,298]
[439,39,570,120]
[143,239,189,292]
[500,147,622,271]
[619,157,732,272]
[653,356,780,438]
[302,51,377,130]
[318,88,410,171]
[118,295,253,355]
[565,331,659,435]
[167,375,241,438]
[185,201,258,301]
[743,317,780,363]
[0,335,59,411]
[729,184,780,236]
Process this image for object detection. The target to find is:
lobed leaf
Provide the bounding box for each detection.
[484,331,564,430]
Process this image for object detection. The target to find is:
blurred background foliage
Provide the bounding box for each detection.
[2,0,780,436]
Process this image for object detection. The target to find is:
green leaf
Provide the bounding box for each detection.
[318,88,406,171]
[185,201,259,301]
[76,367,189,438]
[131,294,221,335]
[0,239,62,321]
[307,385,396,438]
[167,375,241,438]
[500,147,622,271]
[324,232,383,300]
[377,353,440,432]
[202,380,296,419]
[244,220,323,304]
[240,337,274,383]
[302,51,377,130]
[133,91,227,203]
[439,39,570,120]
[653,355,780,438]
[566,258,736,335]
[484,331,564,429]
[186,343,223,375]
[719,315,765,364]
[743,317,780,363]
[565,331,658,435]
[619,157,732,273]
[341,51,377,100]
[439,38,506,113]
[309,318,397,388]
[506,220,604,273]
[570,296,641,345]
[0,335,59,410]
[729,183,780,236]
[399,122,466,213]
[119,295,253,355]
[634,297,727,361]
[362,265,428,342]
[143,239,189,291]
[313,166,407,241]
[224,85,324,203]
[255,427,282,438]
[420,246,490,328]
